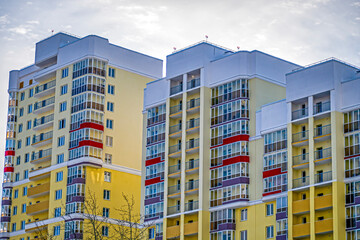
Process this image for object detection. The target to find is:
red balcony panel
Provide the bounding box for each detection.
[145,177,162,186]
[263,190,281,197]
[211,134,249,149]
[69,140,103,150]
[211,156,249,170]
[4,167,14,172]
[146,157,162,166]
[345,153,360,160]
[263,168,286,178]
[5,151,15,156]
[70,122,104,132]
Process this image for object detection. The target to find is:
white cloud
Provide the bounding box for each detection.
[0,15,9,25]
[8,26,31,35]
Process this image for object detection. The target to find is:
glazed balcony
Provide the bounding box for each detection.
[34,96,55,115]
[292,107,308,121]
[170,84,183,95]
[315,194,332,210]
[166,225,180,239]
[293,199,310,214]
[184,221,198,236]
[32,131,53,147]
[26,200,49,216]
[293,176,309,189]
[34,80,56,98]
[28,182,50,198]
[293,223,310,238]
[187,78,200,90]
[313,101,330,115]
[33,114,54,131]
[315,218,333,234]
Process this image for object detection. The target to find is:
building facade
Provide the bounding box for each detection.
[141,42,360,240]
[0,32,163,239]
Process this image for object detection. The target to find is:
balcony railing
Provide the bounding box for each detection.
[293,176,309,188]
[315,171,332,184]
[34,114,54,128]
[292,130,309,143]
[170,104,182,115]
[314,124,331,137]
[167,205,180,215]
[34,96,55,111]
[186,118,200,130]
[32,131,53,144]
[31,148,52,162]
[314,147,331,161]
[186,138,199,150]
[168,185,181,195]
[293,153,309,165]
[187,78,200,89]
[35,80,56,95]
[313,101,330,115]
[169,144,181,155]
[168,164,181,175]
[185,201,199,211]
[170,84,183,95]
[185,179,199,191]
[292,107,308,120]
[169,124,182,134]
[186,159,199,170]
[187,98,200,110]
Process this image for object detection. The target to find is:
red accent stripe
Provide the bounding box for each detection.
[262,190,281,197]
[70,122,104,133]
[145,177,162,186]
[263,168,284,178]
[5,151,15,156]
[4,167,14,172]
[69,140,103,150]
[211,134,249,149]
[146,157,162,166]
[345,153,360,160]
[210,156,249,169]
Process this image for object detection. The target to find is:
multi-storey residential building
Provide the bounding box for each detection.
[141,42,360,240]
[0,32,162,240]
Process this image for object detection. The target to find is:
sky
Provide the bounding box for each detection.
[0,0,359,180]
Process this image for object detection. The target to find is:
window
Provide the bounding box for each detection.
[240,230,247,240]
[24,170,29,179]
[103,190,110,200]
[105,153,112,164]
[106,136,113,147]
[21,220,25,230]
[62,67,69,78]
[59,119,66,129]
[266,203,274,216]
[108,67,115,77]
[57,153,64,164]
[104,171,111,182]
[16,156,21,165]
[103,207,109,217]
[12,223,16,232]
[58,136,65,147]
[29,88,34,98]
[13,206,18,215]
[60,85,68,95]
[55,190,62,200]
[107,102,114,112]
[241,209,247,221]
[54,207,61,217]
[266,225,274,239]
[28,104,33,113]
[19,108,24,117]
[54,225,61,236]
[25,153,29,163]
[27,120,32,130]
[15,173,20,181]
[17,140,22,149]
[23,187,27,196]
[148,228,155,239]
[102,226,109,236]
[106,119,113,129]
[108,85,115,94]
[18,124,23,133]
[21,203,26,213]
[14,189,18,198]
[20,92,25,101]
[26,136,31,146]
[60,101,67,112]
[56,171,63,182]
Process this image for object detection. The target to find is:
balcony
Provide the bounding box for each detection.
[32,131,53,147]
[293,153,309,168]
[170,84,183,95]
[187,78,200,90]
[31,148,52,164]
[314,124,331,141]
[29,165,51,181]
[292,107,308,121]
[26,201,49,216]
[34,80,56,98]
[184,221,198,236]
[186,159,199,174]
[293,199,310,214]
[187,98,200,113]
[314,147,331,164]
[169,104,182,118]
[293,223,310,238]
[185,179,199,194]
[314,171,332,184]
[166,225,180,239]
[169,144,181,158]
[314,101,330,115]
[169,124,182,138]
[186,118,200,134]
[28,182,50,198]
[168,184,181,197]
[167,205,180,215]
[33,96,55,115]
[293,176,309,189]
[33,114,54,131]
[315,218,333,234]
[168,164,181,178]
[185,201,199,212]
[292,131,309,146]
[186,138,199,154]
[315,194,332,210]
